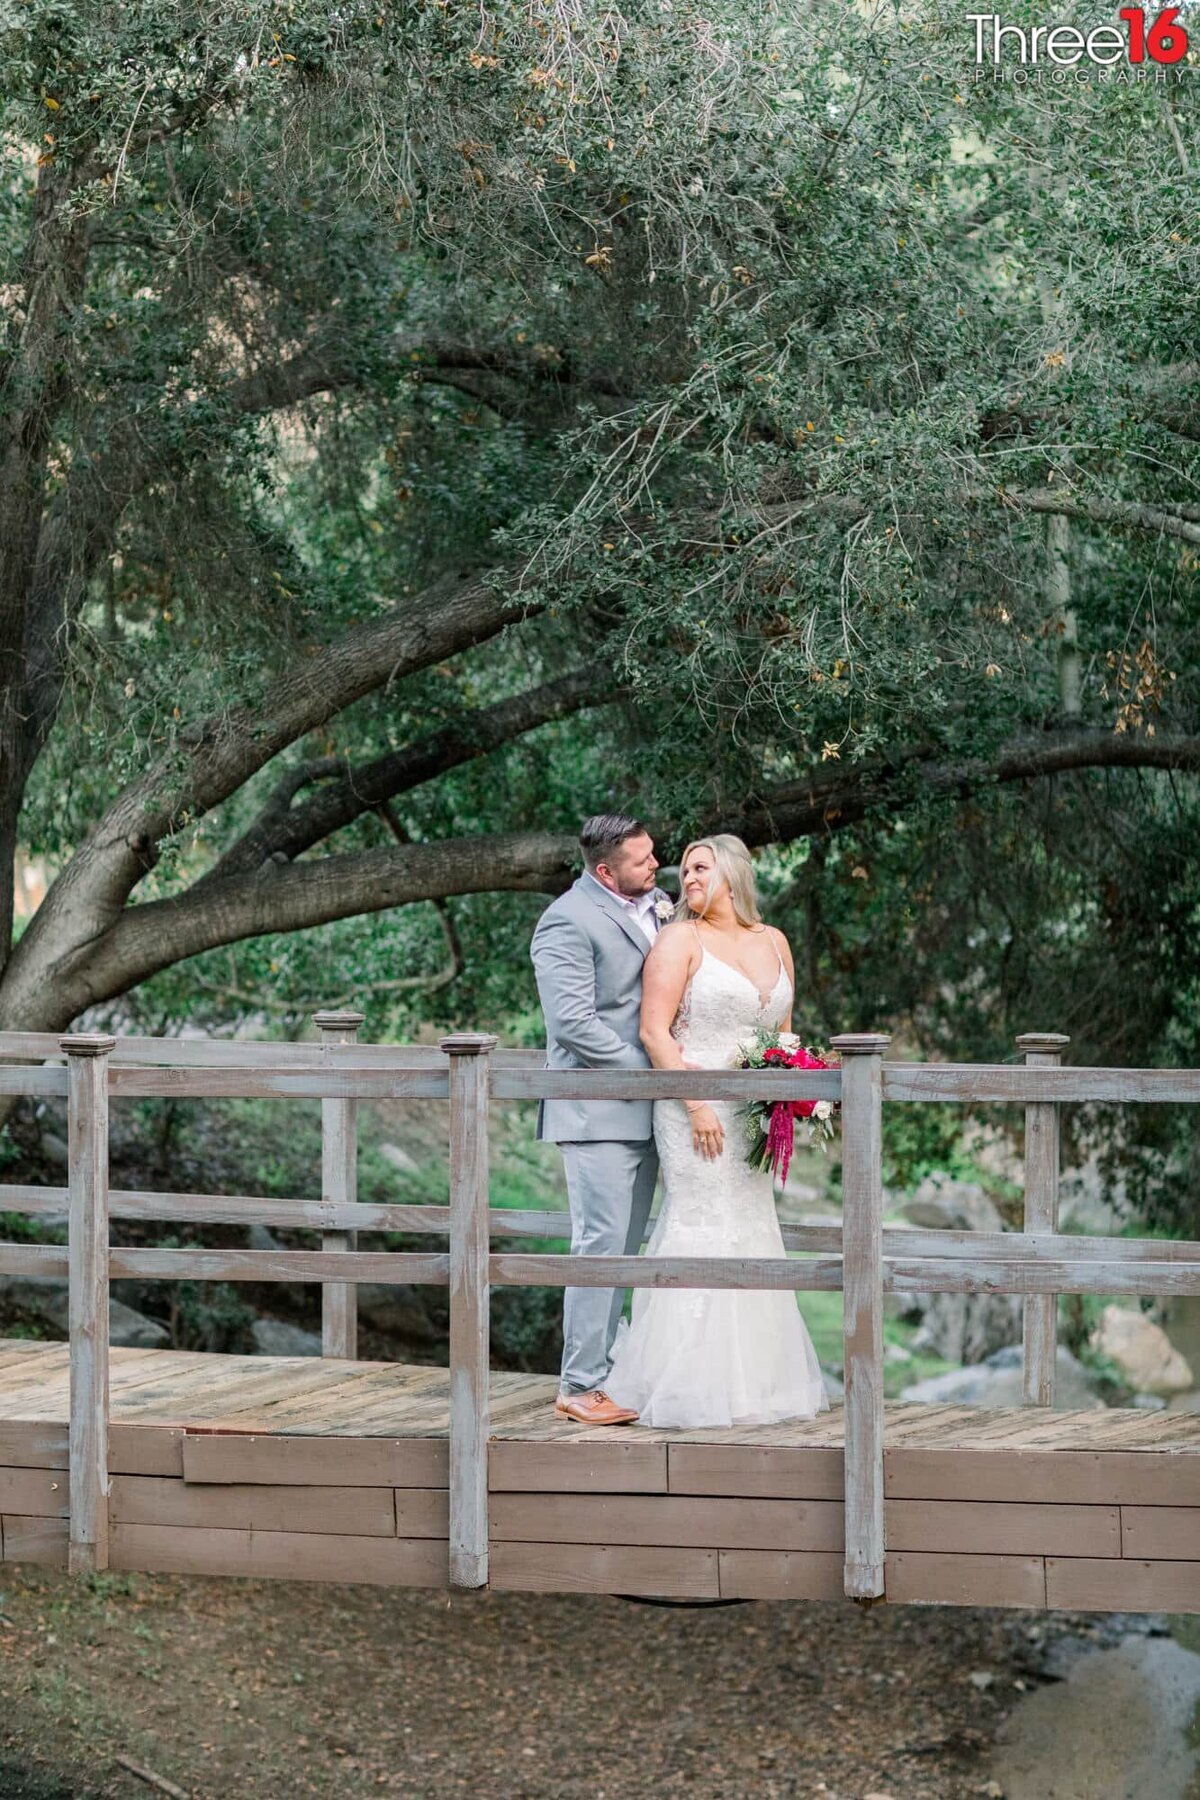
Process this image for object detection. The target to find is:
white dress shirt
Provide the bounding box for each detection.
[584,871,660,946]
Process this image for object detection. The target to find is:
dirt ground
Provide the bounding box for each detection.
[0,1563,1095,1800]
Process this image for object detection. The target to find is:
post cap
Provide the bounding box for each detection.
[58,1033,117,1057]
[312,1010,366,1032]
[1015,1032,1070,1055]
[828,1032,892,1056]
[439,1033,499,1057]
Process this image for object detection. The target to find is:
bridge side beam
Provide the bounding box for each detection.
[833,1032,891,1602]
[1018,1031,1070,1406]
[61,1032,116,1575]
[442,1032,497,1590]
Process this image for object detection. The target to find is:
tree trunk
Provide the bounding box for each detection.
[0,163,90,963]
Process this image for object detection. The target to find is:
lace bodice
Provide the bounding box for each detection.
[671,940,793,1065]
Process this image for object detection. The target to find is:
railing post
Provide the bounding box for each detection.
[440,1031,497,1591]
[1017,1031,1070,1406]
[831,1031,891,1602]
[313,1009,365,1360]
[60,1033,116,1576]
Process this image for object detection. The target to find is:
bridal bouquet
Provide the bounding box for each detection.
[735,1029,840,1183]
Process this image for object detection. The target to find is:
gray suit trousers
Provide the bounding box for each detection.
[558,1137,658,1395]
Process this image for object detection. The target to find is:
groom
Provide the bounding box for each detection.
[531,813,673,1425]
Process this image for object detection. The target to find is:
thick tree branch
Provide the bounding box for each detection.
[727,729,1200,847]
[995,489,1200,548]
[29,832,578,1022]
[0,163,91,950]
[203,665,611,883]
[0,571,526,1022]
[22,725,1200,1030]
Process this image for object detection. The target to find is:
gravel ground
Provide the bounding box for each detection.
[0,1564,1088,1800]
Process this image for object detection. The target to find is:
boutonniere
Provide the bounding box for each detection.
[654,895,675,923]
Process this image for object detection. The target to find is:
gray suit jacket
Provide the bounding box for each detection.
[530,874,671,1143]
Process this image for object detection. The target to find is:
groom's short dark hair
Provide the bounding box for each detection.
[580,812,647,872]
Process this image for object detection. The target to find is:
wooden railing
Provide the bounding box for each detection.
[1,1025,1199,1599]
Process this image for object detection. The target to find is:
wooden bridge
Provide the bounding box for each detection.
[1,1021,1198,1612]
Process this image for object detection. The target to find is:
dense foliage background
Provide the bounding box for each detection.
[0,0,1196,1224]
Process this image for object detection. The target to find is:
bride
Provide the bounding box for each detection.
[605,833,829,1429]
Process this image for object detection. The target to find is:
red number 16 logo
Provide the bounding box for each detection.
[1119,6,1190,62]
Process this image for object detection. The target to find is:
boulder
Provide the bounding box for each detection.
[251,1318,321,1357]
[899,1177,1019,1363]
[0,1275,169,1349]
[902,1174,1004,1234]
[911,1290,1023,1365]
[1090,1305,1193,1397]
[247,1223,284,1252]
[357,1283,440,1344]
[1058,1161,1125,1236]
[111,1298,172,1348]
[900,1344,1104,1410]
[37,1131,70,1171]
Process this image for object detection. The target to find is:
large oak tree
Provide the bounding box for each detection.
[0,0,1195,1136]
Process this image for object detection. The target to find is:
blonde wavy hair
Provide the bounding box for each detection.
[676,834,763,928]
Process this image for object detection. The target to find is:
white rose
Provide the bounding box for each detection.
[814,1100,833,1120]
[654,897,675,921]
[777,1031,801,1052]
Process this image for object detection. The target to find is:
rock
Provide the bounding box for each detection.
[883,1343,913,1365]
[1057,1158,1126,1235]
[379,1142,420,1175]
[110,1298,172,1348]
[1090,1305,1193,1396]
[900,1345,1103,1410]
[247,1223,284,1251]
[357,1283,440,1344]
[37,1131,70,1170]
[911,1290,1023,1365]
[902,1174,1004,1234]
[0,1275,169,1349]
[900,1177,1021,1363]
[251,1318,321,1357]
[110,1297,171,1348]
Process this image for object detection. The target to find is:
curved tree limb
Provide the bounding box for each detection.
[987,489,1200,548]
[727,729,1200,847]
[0,571,527,1024]
[202,664,613,883]
[24,830,578,1025]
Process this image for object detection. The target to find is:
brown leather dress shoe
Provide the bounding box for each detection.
[554,1390,639,1426]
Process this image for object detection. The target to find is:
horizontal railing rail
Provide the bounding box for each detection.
[0,1032,545,1068]
[1,1023,1197,1597]
[6,1182,1197,1266]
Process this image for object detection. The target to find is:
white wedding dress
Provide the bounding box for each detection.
[605,939,829,1429]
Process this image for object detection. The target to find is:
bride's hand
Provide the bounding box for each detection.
[686,1102,725,1160]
